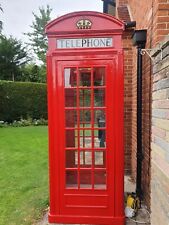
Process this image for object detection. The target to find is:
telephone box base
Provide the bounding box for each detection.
[48,213,125,225]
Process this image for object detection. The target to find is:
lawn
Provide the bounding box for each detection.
[0,126,48,225]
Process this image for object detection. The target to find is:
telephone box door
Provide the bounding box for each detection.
[50,57,124,224]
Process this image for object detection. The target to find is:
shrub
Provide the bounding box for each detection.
[0,118,48,127]
[0,81,47,122]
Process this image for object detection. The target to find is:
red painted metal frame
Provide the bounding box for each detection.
[46,11,124,225]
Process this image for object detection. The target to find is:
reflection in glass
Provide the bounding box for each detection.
[80,110,91,128]
[94,89,105,107]
[80,130,92,148]
[80,130,91,136]
[94,151,106,169]
[64,68,77,87]
[65,130,78,147]
[94,137,100,148]
[94,110,106,128]
[65,89,77,107]
[94,67,105,86]
[80,136,92,148]
[79,151,92,167]
[65,110,77,128]
[79,68,91,86]
[95,151,104,166]
[66,150,78,168]
[94,129,106,148]
[80,170,92,188]
[66,170,78,188]
[79,89,91,107]
[94,170,106,189]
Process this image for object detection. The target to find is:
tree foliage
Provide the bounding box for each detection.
[0,80,47,122]
[25,5,52,64]
[0,4,3,33]
[0,35,29,81]
[21,63,46,83]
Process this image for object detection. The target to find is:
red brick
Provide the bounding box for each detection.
[158,0,167,2]
[157,10,168,16]
[158,3,169,9]
[157,29,169,35]
[158,16,169,22]
[156,23,167,29]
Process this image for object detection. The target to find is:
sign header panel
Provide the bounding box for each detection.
[57,37,113,49]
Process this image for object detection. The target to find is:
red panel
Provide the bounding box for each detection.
[65,194,108,207]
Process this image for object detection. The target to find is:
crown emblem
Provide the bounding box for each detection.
[76,19,92,29]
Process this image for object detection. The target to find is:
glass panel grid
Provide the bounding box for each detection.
[64,66,107,190]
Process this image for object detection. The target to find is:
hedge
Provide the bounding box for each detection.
[0,81,47,122]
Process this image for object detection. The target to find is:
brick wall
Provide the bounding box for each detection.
[116,0,128,6]
[116,0,169,208]
[154,1,169,44]
[124,0,154,207]
[123,30,134,174]
[116,3,134,174]
[123,0,169,208]
[151,36,169,225]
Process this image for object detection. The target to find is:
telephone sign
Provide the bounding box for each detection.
[57,37,113,49]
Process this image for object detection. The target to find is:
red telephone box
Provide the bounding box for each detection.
[46,11,124,225]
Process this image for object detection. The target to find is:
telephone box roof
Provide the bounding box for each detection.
[45,11,124,35]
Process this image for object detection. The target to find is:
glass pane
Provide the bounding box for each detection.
[94,110,106,128]
[80,130,92,148]
[79,151,92,167]
[94,129,106,148]
[66,170,78,188]
[94,170,106,189]
[79,68,91,86]
[64,68,77,87]
[65,110,77,128]
[79,89,91,107]
[65,130,78,147]
[80,170,92,188]
[66,150,78,168]
[94,136,100,148]
[65,89,77,107]
[94,67,105,86]
[94,151,106,168]
[80,110,91,128]
[94,89,105,107]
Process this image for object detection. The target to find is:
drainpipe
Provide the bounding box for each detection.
[136,45,143,198]
[125,21,136,29]
[132,30,147,199]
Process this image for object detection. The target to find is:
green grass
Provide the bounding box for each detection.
[0,126,48,225]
